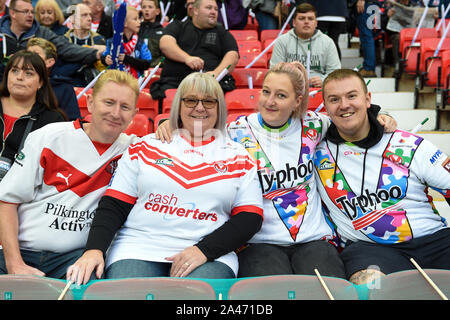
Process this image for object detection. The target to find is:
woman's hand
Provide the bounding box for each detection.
[165,246,207,277]
[155,119,173,143]
[66,249,104,286]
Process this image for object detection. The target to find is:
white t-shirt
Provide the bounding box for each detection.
[0,120,137,253]
[104,133,263,276]
[227,112,336,245]
[315,130,450,244]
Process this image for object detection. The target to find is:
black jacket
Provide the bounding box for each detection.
[96,13,113,41]
[0,101,66,162]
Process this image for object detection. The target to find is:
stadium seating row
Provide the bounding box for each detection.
[1,269,449,300]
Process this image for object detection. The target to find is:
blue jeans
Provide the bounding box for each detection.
[0,248,85,279]
[105,259,235,279]
[356,3,377,71]
[254,11,278,31]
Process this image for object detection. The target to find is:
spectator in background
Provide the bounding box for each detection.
[138,0,164,67]
[150,0,239,100]
[35,0,68,36]
[218,0,248,30]
[82,0,113,40]
[103,5,152,78]
[0,0,104,81]
[296,0,349,60]
[243,0,278,30]
[27,37,80,120]
[0,0,9,19]
[270,3,341,88]
[353,0,382,77]
[64,3,107,86]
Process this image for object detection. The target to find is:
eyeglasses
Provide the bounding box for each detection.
[181,97,218,109]
[13,9,35,15]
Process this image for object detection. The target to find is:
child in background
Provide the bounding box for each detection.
[104,6,152,78]
[138,0,164,67]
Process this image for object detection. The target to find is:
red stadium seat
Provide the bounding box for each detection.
[124,113,151,136]
[162,88,178,114]
[231,68,268,89]
[237,40,262,54]
[136,91,159,120]
[153,113,170,131]
[260,29,288,43]
[225,88,259,114]
[418,38,450,88]
[229,29,258,41]
[83,113,150,136]
[308,87,323,112]
[74,87,92,118]
[236,51,268,68]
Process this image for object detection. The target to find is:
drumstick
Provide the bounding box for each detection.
[410,258,448,300]
[57,280,73,300]
[314,268,335,300]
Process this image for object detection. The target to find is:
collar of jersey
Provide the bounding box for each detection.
[180,132,216,147]
[257,112,291,133]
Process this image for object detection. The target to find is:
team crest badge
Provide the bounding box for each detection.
[305,128,318,141]
[214,162,228,173]
[388,154,403,165]
[155,158,174,166]
[106,159,119,174]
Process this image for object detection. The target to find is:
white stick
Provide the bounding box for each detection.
[77,69,107,100]
[2,34,6,58]
[309,89,321,97]
[57,280,72,300]
[215,65,231,82]
[139,63,162,92]
[434,20,450,56]
[306,48,311,77]
[279,5,296,37]
[411,5,429,45]
[410,117,429,134]
[436,3,450,31]
[247,74,253,89]
[410,258,448,300]
[221,4,228,30]
[314,269,335,300]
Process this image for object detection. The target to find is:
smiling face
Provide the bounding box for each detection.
[179,90,218,140]
[38,5,56,27]
[323,76,372,142]
[7,58,42,102]
[86,81,137,143]
[258,72,302,127]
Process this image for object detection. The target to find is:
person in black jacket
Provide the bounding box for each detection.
[27,37,81,120]
[82,0,113,41]
[0,0,104,80]
[0,50,66,181]
[138,0,164,67]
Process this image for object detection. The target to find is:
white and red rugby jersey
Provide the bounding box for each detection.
[0,120,137,253]
[104,133,263,275]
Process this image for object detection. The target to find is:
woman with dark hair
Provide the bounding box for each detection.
[0,50,67,181]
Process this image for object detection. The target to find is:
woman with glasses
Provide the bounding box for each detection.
[66,72,263,284]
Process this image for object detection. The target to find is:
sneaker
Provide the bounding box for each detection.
[358,69,377,77]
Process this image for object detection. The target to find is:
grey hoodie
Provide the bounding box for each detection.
[270,29,341,81]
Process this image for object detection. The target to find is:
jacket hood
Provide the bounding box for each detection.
[0,15,40,39]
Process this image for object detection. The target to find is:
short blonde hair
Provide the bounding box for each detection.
[93,70,140,106]
[169,72,227,133]
[264,62,309,118]
[27,37,57,60]
[35,0,65,25]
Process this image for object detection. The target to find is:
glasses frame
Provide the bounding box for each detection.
[181,97,218,109]
[13,9,36,15]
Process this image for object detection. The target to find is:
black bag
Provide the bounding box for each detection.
[219,73,236,93]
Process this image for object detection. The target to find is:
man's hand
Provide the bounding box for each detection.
[357,0,365,14]
[6,261,45,277]
[310,76,323,88]
[185,56,205,71]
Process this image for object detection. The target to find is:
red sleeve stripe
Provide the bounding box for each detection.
[231,205,263,219]
[104,189,137,205]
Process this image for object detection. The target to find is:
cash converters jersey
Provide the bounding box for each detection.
[227,112,336,245]
[0,120,136,253]
[314,130,450,245]
[103,133,263,275]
